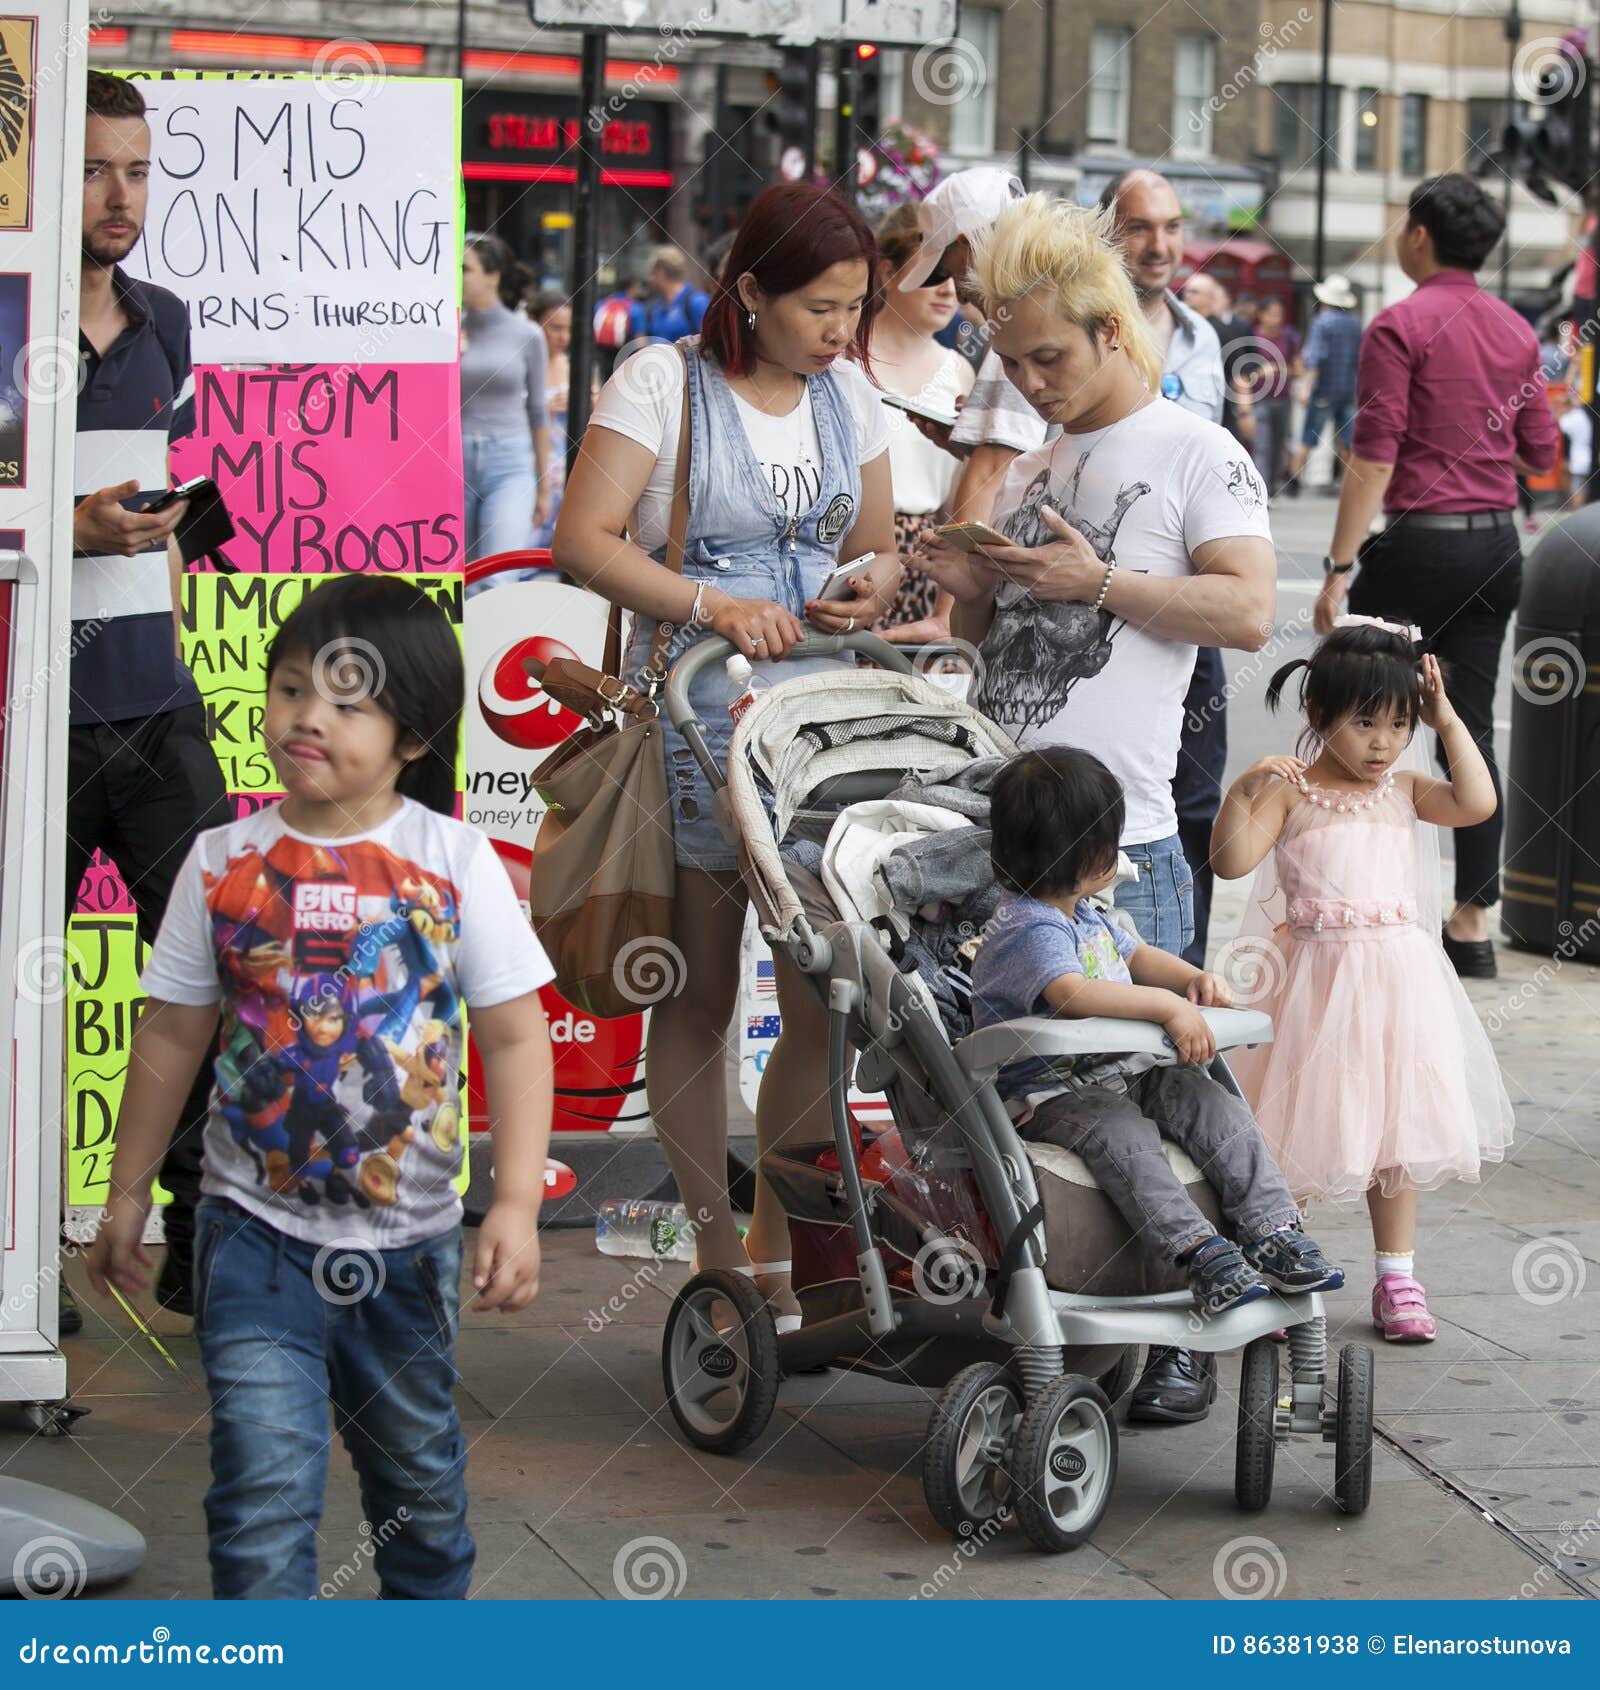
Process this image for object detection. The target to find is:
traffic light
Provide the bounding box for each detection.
[764,44,817,163]
[1492,38,1592,204]
[853,43,882,147]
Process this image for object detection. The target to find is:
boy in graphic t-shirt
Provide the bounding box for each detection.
[88,577,556,1601]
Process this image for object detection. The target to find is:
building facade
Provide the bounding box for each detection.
[91,2,1588,315]
[903,0,1584,318]
[1256,0,1584,307]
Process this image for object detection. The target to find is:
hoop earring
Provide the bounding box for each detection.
[747,309,757,330]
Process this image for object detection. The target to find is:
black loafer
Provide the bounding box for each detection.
[1441,930,1497,979]
[58,1280,83,1337]
[1127,1345,1216,1424]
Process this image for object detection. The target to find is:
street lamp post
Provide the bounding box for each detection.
[1502,3,1523,299]
[1313,1,1334,284]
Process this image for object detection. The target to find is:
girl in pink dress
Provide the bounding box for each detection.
[1213,618,1514,1341]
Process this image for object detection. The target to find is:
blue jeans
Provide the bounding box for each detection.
[193,1200,472,1600]
[1300,392,1356,450]
[462,432,536,563]
[1112,833,1195,956]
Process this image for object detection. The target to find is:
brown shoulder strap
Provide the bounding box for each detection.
[604,344,692,679]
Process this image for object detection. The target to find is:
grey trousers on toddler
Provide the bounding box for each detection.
[1022,1064,1301,1266]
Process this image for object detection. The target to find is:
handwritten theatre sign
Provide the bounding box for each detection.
[121,75,461,363]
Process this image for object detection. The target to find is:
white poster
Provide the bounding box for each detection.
[532,0,804,36]
[119,75,461,364]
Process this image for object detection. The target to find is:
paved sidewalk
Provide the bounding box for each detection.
[6,883,1595,1601]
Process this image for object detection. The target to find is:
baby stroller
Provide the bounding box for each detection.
[657,633,1375,1551]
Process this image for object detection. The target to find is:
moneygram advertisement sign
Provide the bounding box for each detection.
[463,562,651,1137]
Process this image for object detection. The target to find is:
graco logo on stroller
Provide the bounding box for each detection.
[1050,1447,1088,1482]
[698,1344,739,1379]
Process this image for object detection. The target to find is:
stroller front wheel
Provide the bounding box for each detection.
[1234,1338,1280,1512]
[922,1362,1025,1539]
[661,1269,781,1455]
[1007,1375,1118,1552]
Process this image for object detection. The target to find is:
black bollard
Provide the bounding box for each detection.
[1501,506,1600,959]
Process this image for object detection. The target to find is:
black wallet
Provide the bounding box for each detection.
[172,479,238,574]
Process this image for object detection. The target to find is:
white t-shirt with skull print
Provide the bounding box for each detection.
[973,397,1272,845]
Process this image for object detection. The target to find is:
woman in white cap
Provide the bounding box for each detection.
[896,168,1047,530]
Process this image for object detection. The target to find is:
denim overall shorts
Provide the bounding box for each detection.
[626,338,863,872]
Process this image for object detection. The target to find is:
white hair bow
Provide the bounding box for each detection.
[1333,613,1422,644]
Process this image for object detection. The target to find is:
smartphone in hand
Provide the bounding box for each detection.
[881,391,959,428]
[143,475,212,514]
[934,520,1011,553]
[818,552,877,602]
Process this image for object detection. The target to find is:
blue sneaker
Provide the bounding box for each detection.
[1185,1236,1271,1317]
[1244,1228,1345,1293]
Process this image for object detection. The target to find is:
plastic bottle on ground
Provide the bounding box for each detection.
[594,1198,697,1261]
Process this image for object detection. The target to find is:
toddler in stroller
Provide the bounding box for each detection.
[972,747,1344,1318]
[654,632,1376,1551]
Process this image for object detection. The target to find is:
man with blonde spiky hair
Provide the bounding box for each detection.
[913,192,1280,1427]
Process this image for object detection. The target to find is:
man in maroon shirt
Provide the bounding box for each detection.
[1316,174,1560,979]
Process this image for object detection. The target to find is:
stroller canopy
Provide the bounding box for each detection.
[726,668,1019,940]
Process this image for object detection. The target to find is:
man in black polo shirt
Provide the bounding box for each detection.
[64,73,230,1330]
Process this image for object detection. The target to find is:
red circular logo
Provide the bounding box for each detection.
[477,635,584,751]
[543,1159,578,1199]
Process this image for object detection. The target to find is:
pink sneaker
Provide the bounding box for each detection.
[1372,1272,1437,1342]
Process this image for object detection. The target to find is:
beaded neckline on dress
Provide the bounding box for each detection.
[1293,769,1396,815]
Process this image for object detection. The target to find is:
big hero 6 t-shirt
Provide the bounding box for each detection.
[141,798,554,1249]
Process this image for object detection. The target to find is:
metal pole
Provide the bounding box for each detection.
[1502,4,1522,299]
[804,42,820,179]
[1313,0,1333,283]
[456,0,468,80]
[1034,0,1056,185]
[567,29,606,476]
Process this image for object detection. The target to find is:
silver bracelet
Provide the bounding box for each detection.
[1092,560,1116,612]
[689,580,708,627]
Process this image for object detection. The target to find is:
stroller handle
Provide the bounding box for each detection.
[661,631,915,744]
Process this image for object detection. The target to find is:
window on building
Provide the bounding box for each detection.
[1401,92,1428,175]
[1465,95,1502,170]
[1172,35,1216,158]
[1354,86,1381,171]
[1274,82,1331,168]
[1088,25,1132,149]
[947,9,999,155]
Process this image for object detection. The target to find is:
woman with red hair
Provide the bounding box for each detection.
[555,184,900,1323]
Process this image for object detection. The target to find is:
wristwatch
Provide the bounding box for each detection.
[1322,554,1355,576]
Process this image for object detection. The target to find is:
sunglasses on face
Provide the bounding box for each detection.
[923,248,959,289]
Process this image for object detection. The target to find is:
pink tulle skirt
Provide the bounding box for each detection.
[1228,926,1515,1203]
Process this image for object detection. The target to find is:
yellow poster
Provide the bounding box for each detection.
[0,18,35,232]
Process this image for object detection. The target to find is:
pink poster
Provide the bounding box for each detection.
[171,363,464,574]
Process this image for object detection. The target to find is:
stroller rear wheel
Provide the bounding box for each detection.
[661,1269,780,1455]
[1235,1338,1279,1512]
[1007,1375,1117,1552]
[922,1362,1024,1538]
[1333,1342,1375,1516]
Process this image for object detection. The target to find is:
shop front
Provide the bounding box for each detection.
[462,88,676,292]
[1177,237,1296,315]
